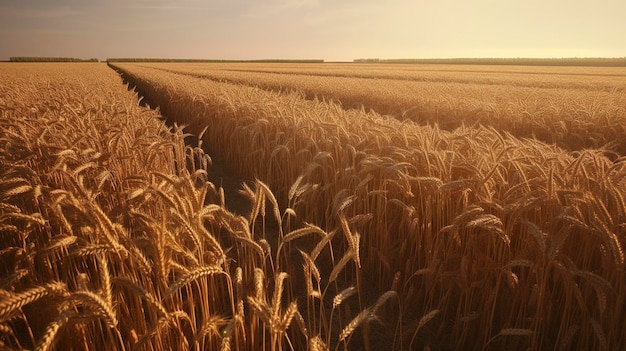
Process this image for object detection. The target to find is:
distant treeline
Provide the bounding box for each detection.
[9,57,99,62]
[107,58,324,63]
[354,57,626,67]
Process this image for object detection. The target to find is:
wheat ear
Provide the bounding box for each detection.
[0,282,67,321]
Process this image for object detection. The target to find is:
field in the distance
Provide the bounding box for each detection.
[135,62,626,155]
[1,62,625,351]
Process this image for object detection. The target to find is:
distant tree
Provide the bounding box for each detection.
[106,58,324,63]
[10,57,99,62]
[352,57,626,67]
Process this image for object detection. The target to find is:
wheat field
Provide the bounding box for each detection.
[135,62,626,154]
[1,61,625,350]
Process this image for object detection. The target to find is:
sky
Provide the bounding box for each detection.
[0,0,625,62]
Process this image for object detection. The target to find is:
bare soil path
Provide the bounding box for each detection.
[205,158,252,216]
[112,65,253,217]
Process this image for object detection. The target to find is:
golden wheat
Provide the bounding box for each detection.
[3,61,625,351]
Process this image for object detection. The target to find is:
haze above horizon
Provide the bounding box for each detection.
[1,0,625,62]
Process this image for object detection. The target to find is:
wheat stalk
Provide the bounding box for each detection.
[0,282,67,321]
[112,277,168,316]
[97,254,112,308]
[195,314,230,341]
[167,265,224,296]
[67,291,118,328]
[332,286,356,309]
[338,307,371,343]
[35,311,73,351]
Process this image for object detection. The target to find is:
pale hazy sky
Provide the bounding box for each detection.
[0,0,625,61]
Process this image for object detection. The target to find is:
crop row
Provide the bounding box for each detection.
[2,63,343,351]
[112,62,626,350]
[133,63,626,156]
[174,62,626,91]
